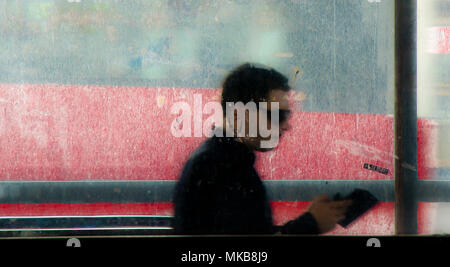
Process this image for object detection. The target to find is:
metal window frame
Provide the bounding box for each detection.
[395,0,418,235]
[0,0,448,237]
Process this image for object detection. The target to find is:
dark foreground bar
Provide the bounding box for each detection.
[0,235,448,257]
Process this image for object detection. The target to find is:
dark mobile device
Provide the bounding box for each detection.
[333,189,378,228]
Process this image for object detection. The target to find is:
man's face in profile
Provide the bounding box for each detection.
[246,89,291,152]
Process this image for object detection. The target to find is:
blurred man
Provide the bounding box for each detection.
[173,63,351,234]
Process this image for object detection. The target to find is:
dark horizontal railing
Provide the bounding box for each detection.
[1,179,449,204]
[0,180,396,204]
[0,227,173,238]
[0,215,172,229]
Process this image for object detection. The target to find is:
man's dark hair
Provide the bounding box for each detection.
[220,63,290,111]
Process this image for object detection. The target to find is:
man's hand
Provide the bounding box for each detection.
[307,194,352,234]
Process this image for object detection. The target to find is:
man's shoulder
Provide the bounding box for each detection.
[181,138,217,172]
[187,138,219,164]
[179,137,231,183]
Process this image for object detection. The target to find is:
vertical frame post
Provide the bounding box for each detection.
[395,0,418,235]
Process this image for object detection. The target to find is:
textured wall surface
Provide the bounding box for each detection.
[0,84,399,181]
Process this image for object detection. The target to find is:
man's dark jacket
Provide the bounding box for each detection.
[173,132,319,235]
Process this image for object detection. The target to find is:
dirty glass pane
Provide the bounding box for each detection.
[417,0,450,180]
[0,0,394,235]
[417,0,450,234]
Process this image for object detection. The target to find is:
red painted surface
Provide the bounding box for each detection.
[417,119,439,179]
[426,27,450,54]
[0,84,398,181]
[0,203,174,217]
[418,202,430,234]
[256,112,395,180]
[0,84,438,233]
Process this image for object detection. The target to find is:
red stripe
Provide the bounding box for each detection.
[426,27,450,54]
[1,83,431,181]
[0,203,174,217]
